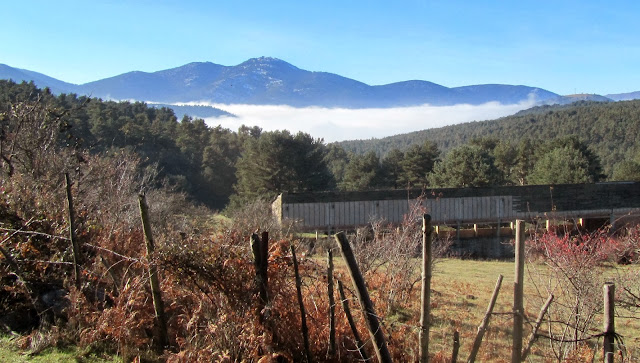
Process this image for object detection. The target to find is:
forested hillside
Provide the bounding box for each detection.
[0,80,247,210]
[0,80,334,211]
[339,100,640,177]
[3,80,639,213]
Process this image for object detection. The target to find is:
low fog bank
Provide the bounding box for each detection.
[188,101,536,142]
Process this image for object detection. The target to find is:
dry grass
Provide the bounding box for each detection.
[422,258,640,361]
[428,259,515,362]
[322,248,640,361]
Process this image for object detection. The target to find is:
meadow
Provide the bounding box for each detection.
[3,251,638,362]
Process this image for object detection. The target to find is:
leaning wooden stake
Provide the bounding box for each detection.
[335,232,392,363]
[327,249,336,359]
[603,283,615,363]
[512,220,525,363]
[138,194,169,350]
[420,214,433,363]
[65,173,81,288]
[337,279,370,362]
[468,274,504,363]
[521,294,554,361]
[291,245,313,363]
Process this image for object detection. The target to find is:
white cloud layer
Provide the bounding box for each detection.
[184,101,537,142]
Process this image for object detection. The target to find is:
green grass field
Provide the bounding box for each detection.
[0,335,116,362]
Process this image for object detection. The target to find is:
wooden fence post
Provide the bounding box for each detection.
[251,232,276,354]
[420,214,433,363]
[251,232,269,322]
[451,331,460,363]
[337,279,370,362]
[261,231,269,286]
[335,232,392,363]
[603,283,615,363]
[65,173,81,288]
[291,245,313,363]
[468,274,503,363]
[521,294,554,361]
[327,249,336,359]
[138,194,169,350]
[512,220,525,363]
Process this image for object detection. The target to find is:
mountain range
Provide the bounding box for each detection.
[1,57,636,111]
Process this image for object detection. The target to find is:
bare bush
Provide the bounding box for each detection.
[0,93,71,178]
[526,228,616,360]
[351,196,451,312]
[226,197,299,244]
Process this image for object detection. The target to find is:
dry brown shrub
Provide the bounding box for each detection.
[0,106,475,361]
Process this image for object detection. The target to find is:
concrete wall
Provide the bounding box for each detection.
[272,183,640,232]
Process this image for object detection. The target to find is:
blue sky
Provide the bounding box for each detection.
[3,0,639,95]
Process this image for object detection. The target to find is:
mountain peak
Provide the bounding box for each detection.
[255,56,280,62]
[160,61,224,73]
[239,57,298,70]
[0,59,587,107]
